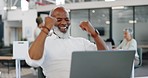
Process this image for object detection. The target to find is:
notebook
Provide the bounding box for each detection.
[70,50,135,78]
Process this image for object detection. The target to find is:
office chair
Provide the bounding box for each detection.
[38,67,46,78]
[135,48,143,68]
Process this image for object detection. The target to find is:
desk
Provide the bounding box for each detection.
[138,45,148,48]
[0,56,12,60]
[138,45,148,54]
[135,76,148,78]
[0,56,22,78]
[0,56,13,74]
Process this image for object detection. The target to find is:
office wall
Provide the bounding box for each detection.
[135,23,148,45]
[7,10,23,21]
[4,9,37,46]
[70,9,110,42]
[70,10,89,39]
[4,21,22,46]
[22,9,37,42]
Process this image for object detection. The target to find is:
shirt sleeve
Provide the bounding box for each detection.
[127,39,139,58]
[82,38,97,51]
[127,39,137,50]
[25,48,46,67]
[116,39,125,49]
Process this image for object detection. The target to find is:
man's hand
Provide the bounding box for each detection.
[80,21,107,50]
[79,21,98,38]
[44,16,57,30]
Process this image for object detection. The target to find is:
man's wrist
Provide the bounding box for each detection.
[42,26,50,31]
[91,29,100,38]
[41,28,49,35]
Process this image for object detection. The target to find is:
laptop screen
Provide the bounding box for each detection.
[70,50,135,78]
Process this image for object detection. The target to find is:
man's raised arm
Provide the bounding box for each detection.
[29,16,56,60]
[79,21,108,50]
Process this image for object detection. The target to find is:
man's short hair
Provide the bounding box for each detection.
[49,6,69,16]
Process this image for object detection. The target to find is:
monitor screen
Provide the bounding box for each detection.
[95,27,105,36]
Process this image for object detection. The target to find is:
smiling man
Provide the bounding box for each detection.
[25,6,107,78]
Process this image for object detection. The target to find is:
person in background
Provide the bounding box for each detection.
[115,27,139,78]
[34,16,44,39]
[25,6,108,78]
[116,27,139,66]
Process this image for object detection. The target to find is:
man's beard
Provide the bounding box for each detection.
[53,26,70,39]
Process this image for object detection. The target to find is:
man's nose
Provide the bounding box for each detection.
[61,19,67,24]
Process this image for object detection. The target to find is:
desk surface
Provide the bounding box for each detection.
[0,56,13,60]
[135,76,148,78]
[138,45,148,48]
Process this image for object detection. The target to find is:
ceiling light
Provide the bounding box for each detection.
[112,6,125,9]
[92,10,95,13]
[56,0,65,5]
[3,7,7,10]
[129,20,137,24]
[11,6,17,10]
[105,21,110,24]
[105,0,115,2]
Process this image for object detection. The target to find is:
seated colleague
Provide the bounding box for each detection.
[25,6,108,78]
[116,27,139,66]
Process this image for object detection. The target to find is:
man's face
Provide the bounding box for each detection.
[52,8,71,33]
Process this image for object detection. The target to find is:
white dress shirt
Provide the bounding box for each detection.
[26,34,97,78]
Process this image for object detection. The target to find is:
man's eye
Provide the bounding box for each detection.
[65,18,69,21]
[57,19,62,22]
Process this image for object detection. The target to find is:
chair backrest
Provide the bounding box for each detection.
[135,48,142,68]
[38,67,46,78]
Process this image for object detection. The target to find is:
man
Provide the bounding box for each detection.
[26,6,108,78]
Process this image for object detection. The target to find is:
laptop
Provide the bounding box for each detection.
[70,50,135,78]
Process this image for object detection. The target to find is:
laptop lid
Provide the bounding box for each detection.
[70,50,135,78]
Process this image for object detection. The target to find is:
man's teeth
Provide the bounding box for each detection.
[61,27,67,29]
